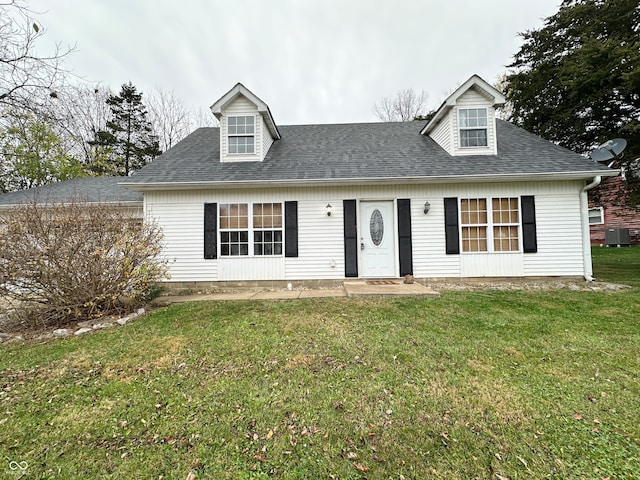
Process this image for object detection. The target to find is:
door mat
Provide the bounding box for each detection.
[365,280,399,285]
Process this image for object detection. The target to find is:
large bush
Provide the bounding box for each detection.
[0,199,168,327]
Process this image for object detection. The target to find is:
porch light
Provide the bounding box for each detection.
[423,201,431,214]
[325,204,333,217]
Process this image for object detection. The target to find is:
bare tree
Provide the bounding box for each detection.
[192,106,219,128]
[493,73,512,121]
[0,0,73,113]
[50,84,113,164]
[373,88,429,122]
[146,87,193,151]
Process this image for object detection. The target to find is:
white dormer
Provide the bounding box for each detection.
[421,75,506,156]
[210,83,281,163]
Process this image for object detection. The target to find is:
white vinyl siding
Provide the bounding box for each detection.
[283,202,345,280]
[522,192,585,277]
[146,201,218,282]
[410,193,461,277]
[262,116,275,156]
[144,180,588,282]
[428,115,453,154]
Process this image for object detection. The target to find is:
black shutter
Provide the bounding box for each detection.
[284,201,298,257]
[204,203,217,259]
[397,199,413,276]
[521,196,537,253]
[444,197,460,254]
[343,199,358,277]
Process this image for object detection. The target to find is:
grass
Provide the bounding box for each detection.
[592,245,640,287]
[1,248,639,479]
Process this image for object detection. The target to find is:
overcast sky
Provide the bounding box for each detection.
[28,0,560,126]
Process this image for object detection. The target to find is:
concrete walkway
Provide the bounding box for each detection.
[152,281,439,306]
[151,288,346,306]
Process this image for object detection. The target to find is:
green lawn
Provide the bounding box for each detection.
[592,245,640,287]
[1,248,639,479]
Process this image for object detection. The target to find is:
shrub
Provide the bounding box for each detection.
[0,199,169,327]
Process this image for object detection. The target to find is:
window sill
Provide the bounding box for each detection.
[460,251,522,255]
[219,255,285,259]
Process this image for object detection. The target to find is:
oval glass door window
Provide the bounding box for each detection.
[370,209,384,246]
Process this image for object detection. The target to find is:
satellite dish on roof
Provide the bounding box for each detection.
[590,138,627,163]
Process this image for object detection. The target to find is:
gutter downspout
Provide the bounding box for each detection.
[581,176,602,281]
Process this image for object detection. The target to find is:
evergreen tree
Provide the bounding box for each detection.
[505,0,640,204]
[91,82,160,176]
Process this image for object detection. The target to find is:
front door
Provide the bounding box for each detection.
[359,201,395,277]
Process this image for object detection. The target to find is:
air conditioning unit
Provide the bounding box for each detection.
[605,228,631,247]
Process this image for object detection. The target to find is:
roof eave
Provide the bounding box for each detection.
[0,200,143,211]
[119,170,619,191]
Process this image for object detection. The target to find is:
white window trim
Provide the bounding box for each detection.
[460,197,522,254]
[458,107,489,149]
[588,206,604,225]
[219,202,283,257]
[227,115,256,155]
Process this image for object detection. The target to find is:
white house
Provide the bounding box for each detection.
[121,75,617,286]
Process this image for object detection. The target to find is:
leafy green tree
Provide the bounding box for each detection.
[505,0,640,204]
[0,112,85,193]
[91,82,160,176]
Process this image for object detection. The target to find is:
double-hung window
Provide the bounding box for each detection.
[219,202,282,256]
[219,203,249,256]
[588,207,604,225]
[228,115,255,154]
[461,198,488,252]
[459,108,488,147]
[253,203,283,255]
[460,197,520,252]
[492,198,520,252]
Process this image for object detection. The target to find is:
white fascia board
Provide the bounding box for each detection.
[209,83,265,114]
[420,103,450,135]
[119,170,619,191]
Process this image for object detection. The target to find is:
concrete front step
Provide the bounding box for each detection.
[343,281,440,298]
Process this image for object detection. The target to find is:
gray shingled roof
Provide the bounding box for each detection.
[122,120,615,188]
[0,177,143,207]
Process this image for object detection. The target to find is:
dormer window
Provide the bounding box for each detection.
[459,108,488,148]
[228,115,255,154]
[211,83,280,162]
